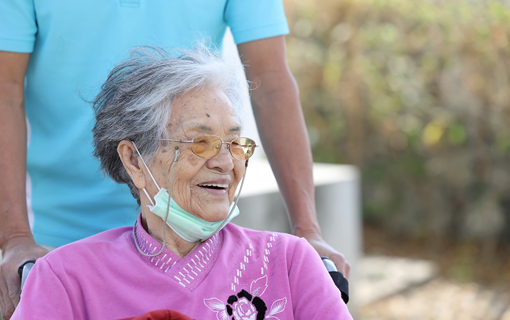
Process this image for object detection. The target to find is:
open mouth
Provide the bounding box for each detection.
[198,183,229,190]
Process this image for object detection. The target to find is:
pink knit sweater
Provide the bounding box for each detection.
[13,215,352,319]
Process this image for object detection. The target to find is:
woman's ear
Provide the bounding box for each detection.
[118,140,146,190]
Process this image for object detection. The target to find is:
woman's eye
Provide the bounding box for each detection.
[194,137,209,144]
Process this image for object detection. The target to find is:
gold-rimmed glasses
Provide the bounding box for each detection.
[156,136,257,160]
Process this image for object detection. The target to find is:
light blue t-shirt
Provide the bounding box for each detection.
[0,0,288,247]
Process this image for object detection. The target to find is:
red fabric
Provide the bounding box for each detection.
[119,309,194,320]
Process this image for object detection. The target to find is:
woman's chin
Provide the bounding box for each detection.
[195,206,232,223]
[189,197,233,222]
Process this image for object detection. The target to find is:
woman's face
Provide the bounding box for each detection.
[145,87,245,222]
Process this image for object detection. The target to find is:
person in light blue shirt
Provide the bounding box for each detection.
[0,1,350,318]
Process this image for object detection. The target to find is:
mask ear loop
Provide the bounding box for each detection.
[202,159,249,242]
[132,142,180,257]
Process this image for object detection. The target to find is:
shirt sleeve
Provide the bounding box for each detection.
[0,0,37,53]
[224,0,289,44]
[11,259,75,320]
[288,238,353,320]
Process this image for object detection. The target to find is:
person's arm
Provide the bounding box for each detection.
[237,36,350,277]
[288,238,352,319]
[0,51,49,320]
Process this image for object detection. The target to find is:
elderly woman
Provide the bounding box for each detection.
[12,46,352,320]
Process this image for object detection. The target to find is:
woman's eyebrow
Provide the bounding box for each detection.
[182,123,242,133]
[229,125,242,132]
[185,123,213,132]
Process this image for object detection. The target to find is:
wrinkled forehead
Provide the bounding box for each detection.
[167,87,241,134]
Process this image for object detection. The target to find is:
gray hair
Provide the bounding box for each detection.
[92,45,243,204]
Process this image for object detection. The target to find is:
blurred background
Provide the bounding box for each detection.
[2,0,508,319]
[281,0,510,318]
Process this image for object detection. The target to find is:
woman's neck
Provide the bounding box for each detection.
[141,211,200,258]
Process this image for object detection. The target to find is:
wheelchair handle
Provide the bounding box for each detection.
[18,260,36,295]
[321,257,349,304]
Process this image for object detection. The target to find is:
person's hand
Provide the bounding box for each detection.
[0,237,48,319]
[301,234,351,279]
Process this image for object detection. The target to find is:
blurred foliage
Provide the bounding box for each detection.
[284,0,510,245]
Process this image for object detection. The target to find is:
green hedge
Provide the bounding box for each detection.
[284,0,510,242]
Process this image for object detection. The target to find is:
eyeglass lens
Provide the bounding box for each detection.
[191,136,256,160]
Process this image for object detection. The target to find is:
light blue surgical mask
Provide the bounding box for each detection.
[131,142,247,256]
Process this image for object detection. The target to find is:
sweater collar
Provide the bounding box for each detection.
[132,213,223,292]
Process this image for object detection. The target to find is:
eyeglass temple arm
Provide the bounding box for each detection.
[156,138,192,143]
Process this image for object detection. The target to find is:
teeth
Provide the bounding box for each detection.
[199,184,228,188]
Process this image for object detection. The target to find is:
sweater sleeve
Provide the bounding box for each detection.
[11,259,75,320]
[288,238,353,319]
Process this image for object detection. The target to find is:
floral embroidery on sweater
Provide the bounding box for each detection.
[204,275,287,320]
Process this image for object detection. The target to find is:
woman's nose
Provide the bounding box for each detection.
[206,143,234,172]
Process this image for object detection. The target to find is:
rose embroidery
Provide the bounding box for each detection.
[226,290,266,320]
[204,275,287,320]
[231,297,256,320]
